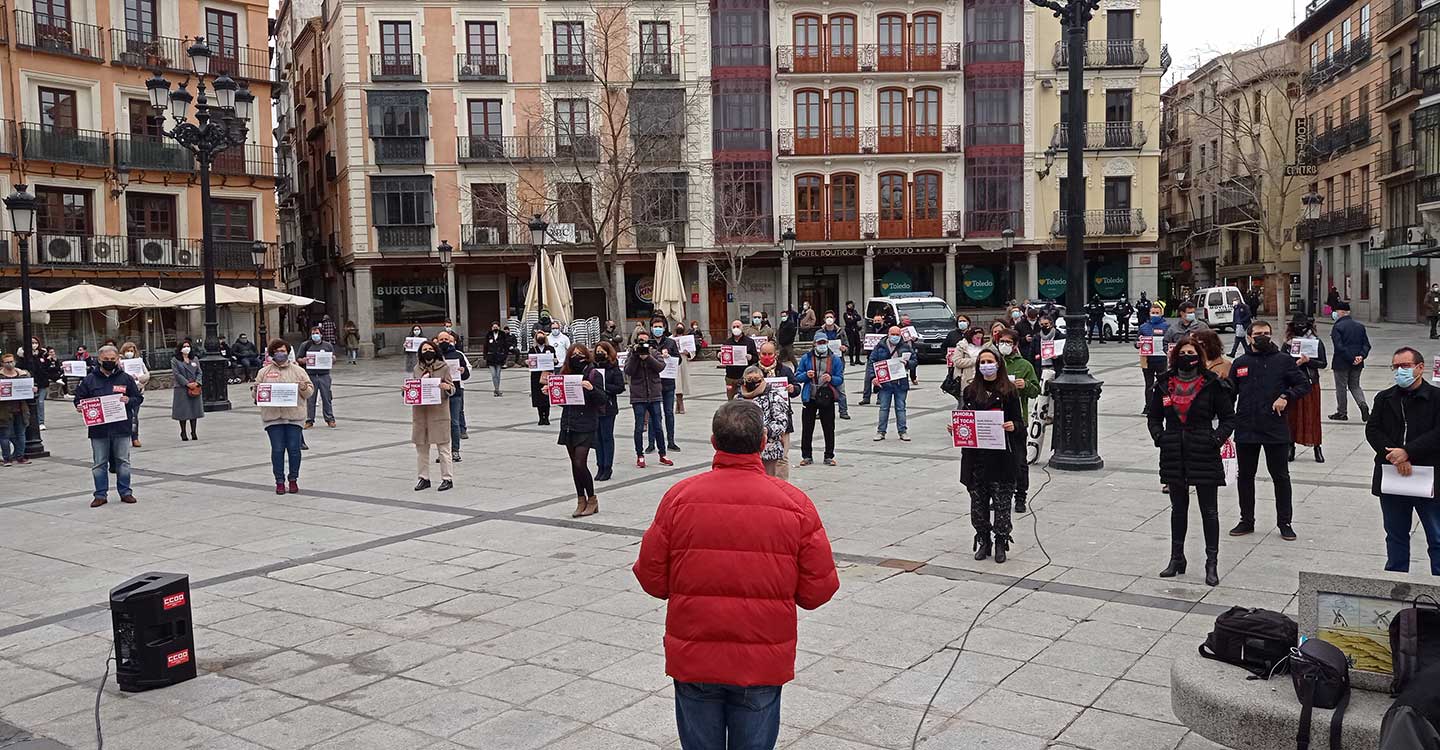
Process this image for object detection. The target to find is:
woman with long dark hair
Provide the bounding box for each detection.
[171,339,203,441]
[1284,314,1327,463]
[558,344,607,517]
[1147,334,1235,586]
[592,341,625,482]
[952,348,1023,563]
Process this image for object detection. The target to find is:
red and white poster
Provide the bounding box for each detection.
[873,357,905,384]
[1040,341,1056,360]
[718,345,748,366]
[403,378,441,406]
[951,409,1006,449]
[254,383,299,407]
[79,394,127,426]
[548,374,585,406]
[0,378,35,401]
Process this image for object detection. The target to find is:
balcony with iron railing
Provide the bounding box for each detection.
[456,134,601,163]
[375,226,432,253]
[1295,205,1372,240]
[1381,66,1419,107]
[632,52,681,81]
[780,212,960,242]
[1051,121,1147,150]
[964,123,1023,147]
[370,135,427,165]
[965,209,1021,237]
[1050,209,1148,237]
[456,53,508,81]
[212,142,275,178]
[113,133,194,172]
[1053,39,1149,69]
[1217,203,1258,226]
[19,123,110,166]
[1309,117,1372,158]
[1423,175,1440,205]
[1375,0,1419,42]
[963,41,1022,65]
[778,125,960,155]
[22,234,266,270]
[776,43,962,74]
[460,223,525,252]
[1378,143,1417,178]
[1304,36,1371,90]
[209,44,276,83]
[546,53,593,81]
[1423,67,1440,98]
[13,10,103,61]
[636,221,687,247]
[108,29,187,73]
[370,53,421,81]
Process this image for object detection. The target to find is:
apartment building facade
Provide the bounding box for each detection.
[0,0,278,295]
[1405,0,1440,324]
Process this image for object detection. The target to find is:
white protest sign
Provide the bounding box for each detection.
[0,378,35,401]
[863,333,884,351]
[1040,340,1057,360]
[79,394,127,426]
[718,345,749,366]
[447,360,463,380]
[404,337,427,352]
[873,357,905,384]
[1289,338,1320,358]
[255,382,300,407]
[527,352,556,371]
[305,351,334,370]
[951,409,1007,449]
[675,335,697,355]
[765,376,791,403]
[62,360,88,377]
[547,374,586,406]
[121,359,146,376]
[403,377,442,405]
[660,356,680,379]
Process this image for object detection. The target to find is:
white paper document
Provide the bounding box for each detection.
[660,356,680,379]
[403,337,427,353]
[765,376,791,402]
[403,378,442,406]
[1381,465,1435,499]
[79,394,128,426]
[548,374,586,406]
[121,359,146,376]
[873,357,905,384]
[1289,338,1320,358]
[62,360,88,377]
[306,351,334,370]
[528,352,556,371]
[674,335,697,354]
[951,409,1007,449]
[255,382,300,407]
[0,378,35,401]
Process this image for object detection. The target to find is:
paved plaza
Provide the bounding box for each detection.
[0,321,1434,749]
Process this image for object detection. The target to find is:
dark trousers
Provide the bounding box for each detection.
[847,330,863,364]
[661,382,677,446]
[1333,366,1368,418]
[1014,442,1031,501]
[265,424,303,483]
[1169,484,1220,556]
[1431,314,1439,338]
[1236,442,1292,526]
[674,681,781,750]
[1116,320,1130,343]
[1087,318,1104,342]
[1380,493,1440,575]
[449,389,465,452]
[633,401,665,457]
[969,480,1015,543]
[801,400,835,460]
[596,413,616,472]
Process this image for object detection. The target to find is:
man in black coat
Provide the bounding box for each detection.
[1114,297,1133,343]
[1226,319,1311,540]
[1365,347,1440,575]
[483,323,511,396]
[1085,297,1107,343]
[843,302,864,365]
[1329,300,1373,421]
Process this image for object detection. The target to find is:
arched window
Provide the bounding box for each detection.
[879,172,908,238]
[793,15,822,72]
[878,14,906,71]
[913,171,942,236]
[794,89,823,154]
[828,14,857,72]
[830,173,859,239]
[913,12,941,68]
[913,87,941,150]
[878,88,907,153]
[795,174,824,240]
[829,89,858,153]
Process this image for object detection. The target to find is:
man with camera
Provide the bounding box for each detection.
[625,332,673,469]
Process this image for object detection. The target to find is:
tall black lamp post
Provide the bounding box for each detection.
[145,37,256,412]
[529,214,549,323]
[437,240,456,328]
[1032,0,1104,471]
[4,184,48,459]
[251,240,268,344]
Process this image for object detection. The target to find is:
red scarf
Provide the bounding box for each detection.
[1167,376,1203,422]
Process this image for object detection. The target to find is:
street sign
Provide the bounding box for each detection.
[547,223,577,244]
[1284,164,1319,176]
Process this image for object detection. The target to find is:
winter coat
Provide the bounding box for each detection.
[632,450,839,686]
[529,343,557,408]
[756,362,797,433]
[799,308,817,330]
[483,330,511,366]
[73,368,142,439]
[29,352,61,390]
[251,362,315,425]
[1233,302,1252,329]
[410,359,454,445]
[624,349,666,403]
[1285,336,1328,385]
[0,369,32,425]
[778,318,798,346]
[1365,380,1440,497]
[742,323,776,341]
[1207,358,1232,380]
[232,339,259,360]
[1164,318,1210,350]
[171,357,205,421]
[595,360,626,417]
[956,382,1024,487]
[344,326,360,348]
[1137,316,1171,370]
[559,368,608,434]
[1147,370,1236,487]
[1331,315,1372,368]
[1003,353,1041,416]
[868,338,914,393]
[1426,289,1440,317]
[1227,347,1310,444]
[794,351,844,404]
[1037,326,1065,368]
[1015,317,1041,359]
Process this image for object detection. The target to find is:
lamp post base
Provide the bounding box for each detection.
[199,353,232,412]
[1048,312,1104,471]
[24,417,48,459]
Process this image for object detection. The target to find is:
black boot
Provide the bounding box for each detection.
[1314,445,1325,463]
[1159,543,1187,578]
[1287,444,1295,462]
[973,533,991,561]
[993,535,1009,564]
[1204,549,1219,586]
[180,425,189,441]
[1014,495,1028,514]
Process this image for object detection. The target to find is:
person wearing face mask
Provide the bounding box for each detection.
[170,340,203,441]
[799,301,817,339]
[1114,296,1133,344]
[436,331,472,460]
[672,323,695,416]
[74,346,143,506]
[1226,320,1311,540]
[232,334,260,380]
[690,320,706,350]
[1137,304,1171,415]
[117,343,149,448]
[1283,315,1327,463]
[1148,336,1235,586]
[952,349,1023,563]
[1229,297,1252,357]
[592,341,626,481]
[0,353,33,466]
[778,308,799,364]
[648,318,684,453]
[869,326,913,441]
[601,320,623,350]
[26,338,60,431]
[739,365,793,479]
[1366,347,1440,575]
[626,333,673,468]
[722,320,760,400]
[1036,315,1066,375]
[795,330,844,466]
[297,326,337,429]
[530,332,558,425]
[994,329,1040,513]
[343,320,360,365]
[743,313,776,342]
[1084,296,1107,343]
[843,302,864,365]
[755,342,798,469]
[1427,285,1440,339]
[547,321,572,354]
[859,314,889,406]
[406,324,424,372]
[484,322,511,397]
[252,340,316,495]
[1191,329,1231,380]
[411,340,457,492]
[1163,302,1210,357]
[815,313,850,419]
[941,314,978,385]
[1328,300,1372,421]
[557,345,608,517]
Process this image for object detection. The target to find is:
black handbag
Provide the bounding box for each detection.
[1199,606,1298,679]
[1291,638,1350,750]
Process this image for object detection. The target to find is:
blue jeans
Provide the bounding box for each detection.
[306,373,334,423]
[661,382,677,445]
[490,364,503,393]
[266,424,303,483]
[1380,493,1440,575]
[90,435,132,499]
[33,391,45,426]
[862,360,876,400]
[596,413,616,471]
[633,401,666,457]
[0,412,24,461]
[674,681,782,750]
[450,389,465,451]
[877,388,907,435]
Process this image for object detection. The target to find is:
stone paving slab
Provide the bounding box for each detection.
[1,321,1436,749]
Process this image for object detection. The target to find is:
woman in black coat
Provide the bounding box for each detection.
[556,345,608,518]
[948,348,1024,564]
[1147,334,1236,587]
[592,341,626,482]
[528,332,557,426]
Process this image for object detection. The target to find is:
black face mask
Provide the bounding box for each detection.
[419,351,437,363]
[1176,353,1201,372]
[744,379,762,390]
[595,353,609,364]
[101,360,118,372]
[1252,335,1273,351]
[569,356,587,371]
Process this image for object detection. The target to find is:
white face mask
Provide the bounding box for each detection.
[997,343,1014,356]
[123,352,135,359]
[825,317,835,325]
[181,346,191,355]
[732,327,743,336]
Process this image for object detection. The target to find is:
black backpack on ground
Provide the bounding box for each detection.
[1291,637,1350,750]
[1199,606,1298,679]
[1390,596,1440,696]
[1381,663,1440,750]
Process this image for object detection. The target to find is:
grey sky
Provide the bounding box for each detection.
[1160,0,1300,87]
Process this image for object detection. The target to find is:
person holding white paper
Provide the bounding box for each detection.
[1147,337,1236,587]
[1365,347,1440,576]
[411,341,456,492]
[869,327,913,442]
[952,349,1023,564]
[437,331,472,460]
[1137,304,1171,416]
[297,327,337,429]
[118,343,149,448]
[1284,315,1328,464]
[557,345,608,518]
[0,353,34,465]
[252,340,316,495]
[739,365,793,479]
[528,332,558,426]
[73,346,143,507]
[1036,315,1065,375]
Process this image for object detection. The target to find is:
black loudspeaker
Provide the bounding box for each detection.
[109,572,196,692]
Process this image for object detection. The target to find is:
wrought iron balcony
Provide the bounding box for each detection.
[864,212,960,240]
[1295,206,1373,240]
[210,44,276,83]
[456,134,601,162]
[776,43,961,73]
[778,126,960,155]
[1051,121,1147,150]
[108,29,187,73]
[1423,175,1440,205]
[963,41,1022,65]
[636,221,687,247]
[13,10,103,60]
[1383,66,1419,105]
[19,123,110,166]
[1309,117,1372,159]
[1304,36,1372,90]
[370,53,421,81]
[375,226,432,253]
[1217,203,1258,226]
[1378,143,1417,178]
[113,133,194,172]
[1375,0,1419,41]
[1053,39,1149,68]
[1050,209,1148,237]
[371,136,427,164]
[457,53,508,81]
[1424,68,1440,98]
[212,142,275,178]
[633,52,681,81]
[546,53,593,81]
[21,234,264,270]
[965,210,1021,237]
[460,223,524,252]
[965,123,1022,147]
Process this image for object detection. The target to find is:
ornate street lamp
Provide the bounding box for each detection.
[251,240,268,344]
[529,214,549,321]
[1001,227,1015,251]
[1031,0,1104,471]
[145,36,254,411]
[4,185,47,458]
[437,240,456,328]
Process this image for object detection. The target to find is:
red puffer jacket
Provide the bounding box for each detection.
[633,451,839,686]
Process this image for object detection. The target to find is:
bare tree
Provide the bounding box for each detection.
[706,186,774,322]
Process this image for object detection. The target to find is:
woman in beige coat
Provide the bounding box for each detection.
[250,339,315,494]
[411,340,456,491]
[118,342,150,447]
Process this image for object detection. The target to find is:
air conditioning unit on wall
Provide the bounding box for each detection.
[40,235,81,263]
[136,238,175,265]
[1408,226,1428,245]
[1369,229,1385,247]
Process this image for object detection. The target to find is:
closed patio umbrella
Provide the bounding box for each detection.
[551,252,574,324]
[652,242,686,326]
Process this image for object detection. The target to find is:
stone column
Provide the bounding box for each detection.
[863,247,875,299]
[613,260,626,326]
[355,265,375,358]
[696,257,710,338]
[944,246,957,308]
[1347,243,1364,308]
[780,251,792,311]
[1027,250,1040,301]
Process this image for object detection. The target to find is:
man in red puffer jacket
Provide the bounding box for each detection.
[634,399,839,749]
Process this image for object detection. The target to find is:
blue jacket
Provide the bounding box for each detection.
[1330,316,1371,368]
[868,339,914,393]
[73,368,143,439]
[1233,302,1252,328]
[1137,316,1171,364]
[794,351,845,403]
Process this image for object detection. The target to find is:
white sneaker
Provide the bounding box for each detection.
[873,433,886,441]
[38,424,46,431]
